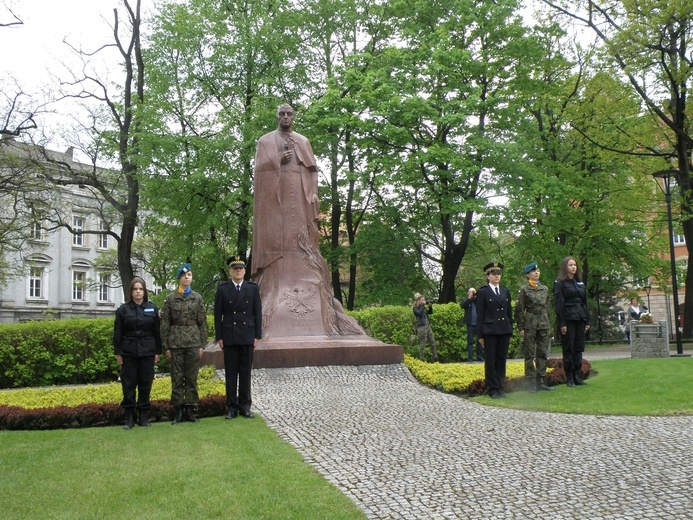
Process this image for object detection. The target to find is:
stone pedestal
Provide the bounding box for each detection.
[201,336,403,369]
[630,321,669,358]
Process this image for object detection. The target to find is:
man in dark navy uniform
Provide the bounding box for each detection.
[214,255,263,419]
[476,262,513,399]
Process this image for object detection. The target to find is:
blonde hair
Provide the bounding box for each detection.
[414,292,423,300]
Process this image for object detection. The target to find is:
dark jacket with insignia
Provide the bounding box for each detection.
[475,285,513,339]
[113,301,162,357]
[214,280,262,345]
[553,278,590,327]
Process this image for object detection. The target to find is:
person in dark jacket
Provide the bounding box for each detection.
[460,288,483,362]
[476,262,513,399]
[413,293,438,362]
[113,276,162,429]
[553,256,590,387]
[215,255,262,419]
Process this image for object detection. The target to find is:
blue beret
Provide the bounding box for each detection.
[523,262,538,274]
[176,263,192,279]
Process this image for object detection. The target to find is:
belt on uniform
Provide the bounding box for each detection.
[173,321,198,326]
[124,331,154,338]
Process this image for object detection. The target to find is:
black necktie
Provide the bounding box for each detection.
[495,286,500,296]
[236,284,241,292]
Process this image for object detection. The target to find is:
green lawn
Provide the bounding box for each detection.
[0,418,365,520]
[472,357,693,416]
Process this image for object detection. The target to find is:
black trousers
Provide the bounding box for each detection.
[483,334,510,396]
[561,320,586,373]
[120,355,155,410]
[223,344,254,413]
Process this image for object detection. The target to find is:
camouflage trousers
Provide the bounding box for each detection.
[523,328,550,378]
[417,325,438,361]
[170,347,200,407]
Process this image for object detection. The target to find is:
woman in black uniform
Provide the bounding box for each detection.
[553,257,590,387]
[113,277,162,429]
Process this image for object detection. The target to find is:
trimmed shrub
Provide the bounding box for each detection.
[349,303,467,362]
[0,316,215,389]
[0,366,226,430]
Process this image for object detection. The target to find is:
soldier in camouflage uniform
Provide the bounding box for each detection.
[515,262,554,393]
[161,263,209,424]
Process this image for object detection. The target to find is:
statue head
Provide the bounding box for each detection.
[277,104,294,131]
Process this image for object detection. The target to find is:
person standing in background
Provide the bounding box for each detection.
[625,297,643,342]
[553,257,590,387]
[113,277,161,429]
[161,263,209,424]
[413,293,439,362]
[515,262,554,393]
[476,263,513,399]
[460,288,483,362]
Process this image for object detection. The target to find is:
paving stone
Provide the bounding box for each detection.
[220,350,693,519]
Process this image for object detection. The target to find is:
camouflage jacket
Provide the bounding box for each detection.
[160,290,208,349]
[515,282,551,331]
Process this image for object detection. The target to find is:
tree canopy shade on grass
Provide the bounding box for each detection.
[0,418,366,520]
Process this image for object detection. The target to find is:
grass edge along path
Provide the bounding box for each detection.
[0,418,366,520]
[470,357,693,416]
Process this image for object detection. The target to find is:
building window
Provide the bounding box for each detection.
[73,216,85,246]
[28,267,46,299]
[98,220,109,249]
[98,273,110,302]
[73,271,86,301]
[673,234,686,246]
[30,219,44,241]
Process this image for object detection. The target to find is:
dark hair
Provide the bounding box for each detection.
[127,276,149,303]
[557,256,582,282]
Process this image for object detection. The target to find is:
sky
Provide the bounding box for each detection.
[1,1,120,89]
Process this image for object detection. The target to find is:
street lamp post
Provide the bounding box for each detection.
[652,169,685,356]
[644,284,652,311]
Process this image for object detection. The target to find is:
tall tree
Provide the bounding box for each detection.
[540,0,693,333]
[357,0,537,303]
[23,0,148,299]
[141,0,307,291]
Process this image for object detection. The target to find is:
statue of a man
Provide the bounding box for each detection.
[251,104,364,338]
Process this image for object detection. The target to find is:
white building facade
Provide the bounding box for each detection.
[0,140,156,323]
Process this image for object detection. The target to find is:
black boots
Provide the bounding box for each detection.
[536,376,555,391]
[172,406,184,425]
[527,377,538,394]
[137,410,151,427]
[183,406,199,423]
[565,370,576,387]
[124,408,135,430]
[573,372,588,386]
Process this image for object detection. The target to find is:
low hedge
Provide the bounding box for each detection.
[0,316,215,389]
[0,366,226,430]
[0,306,525,389]
[403,355,592,397]
[349,303,523,362]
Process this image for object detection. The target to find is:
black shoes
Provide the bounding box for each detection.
[184,406,200,423]
[239,410,254,419]
[172,406,184,425]
[137,411,151,427]
[124,409,135,430]
[225,408,239,420]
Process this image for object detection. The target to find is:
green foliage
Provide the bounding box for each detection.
[349,303,467,362]
[0,319,118,389]
[404,354,528,394]
[0,318,215,389]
